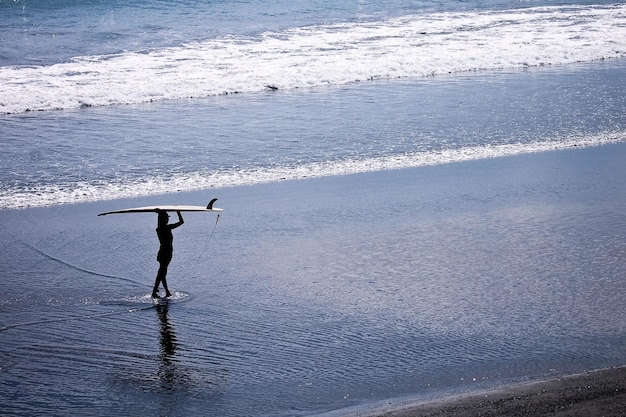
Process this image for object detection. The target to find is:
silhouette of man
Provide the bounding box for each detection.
[152,210,184,298]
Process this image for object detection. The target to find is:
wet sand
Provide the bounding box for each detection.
[2,144,626,417]
[379,366,626,417]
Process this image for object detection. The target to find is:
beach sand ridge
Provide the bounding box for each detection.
[379,366,626,417]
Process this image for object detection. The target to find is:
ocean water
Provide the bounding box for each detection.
[1,0,626,416]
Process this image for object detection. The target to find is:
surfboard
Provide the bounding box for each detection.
[98,199,223,216]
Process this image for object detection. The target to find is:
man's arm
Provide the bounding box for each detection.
[170,211,184,229]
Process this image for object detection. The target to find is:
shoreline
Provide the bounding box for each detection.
[2,133,625,211]
[373,366,626,417]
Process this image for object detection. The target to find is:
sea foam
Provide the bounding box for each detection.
[1,4,625,114]
[1,132,623,209]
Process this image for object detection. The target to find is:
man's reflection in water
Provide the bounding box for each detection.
[154,299,226,411]
[156,301,178,389]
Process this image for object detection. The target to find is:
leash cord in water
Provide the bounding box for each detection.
[177,213,220,285]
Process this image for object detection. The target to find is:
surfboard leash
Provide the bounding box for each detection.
[177,213,221,285]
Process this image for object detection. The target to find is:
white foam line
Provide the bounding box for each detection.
[1,132,624,210]
[1,4,625,114]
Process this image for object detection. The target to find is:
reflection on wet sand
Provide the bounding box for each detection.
[156,301,178,389]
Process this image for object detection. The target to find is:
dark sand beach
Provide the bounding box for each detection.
[379,366,626,417]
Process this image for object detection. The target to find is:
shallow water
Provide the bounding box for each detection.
[2,60,626,209]
[2,144,625,416]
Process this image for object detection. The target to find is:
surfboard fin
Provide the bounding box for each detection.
[207,198,218,210]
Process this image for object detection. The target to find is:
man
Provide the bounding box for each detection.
[152,210,184,298]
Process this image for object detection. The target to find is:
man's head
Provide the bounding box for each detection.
[157,210,169,226]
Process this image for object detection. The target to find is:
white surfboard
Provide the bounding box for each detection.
[98,198,223,216]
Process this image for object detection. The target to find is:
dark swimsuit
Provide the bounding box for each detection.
[156,226,174,263]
